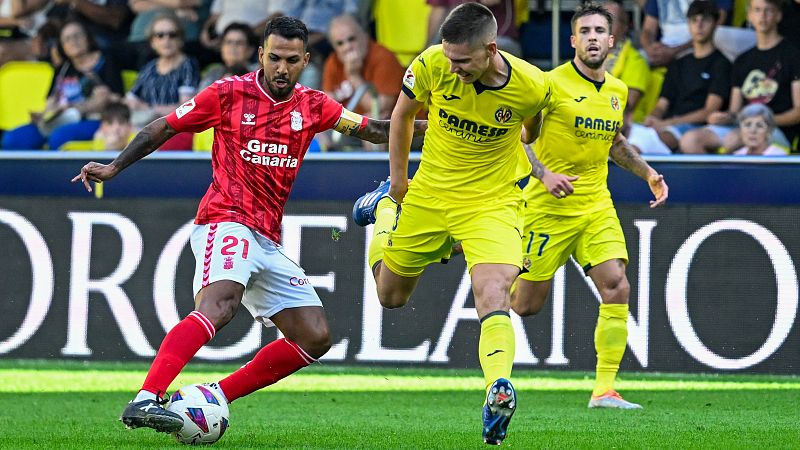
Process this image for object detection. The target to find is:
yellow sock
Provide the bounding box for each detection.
[367,197,398,270]
[593,303,628,396]
[479,312,515,393]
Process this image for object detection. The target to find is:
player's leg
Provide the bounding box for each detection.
[214,236,331,403]
[473,263,520,446]
[356,180,449,309]
[511,211,580,317]
[453,200,524,445]
[217,306,330,403]
[586,259,641,409]
[121,223,254,431]
[577,209,641,409]
[511,279,552,316]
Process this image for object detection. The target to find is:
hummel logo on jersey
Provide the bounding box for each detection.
[486,349,505,357]
[443,94,460,101]
[241,113,256,125]
[574,96,587,102]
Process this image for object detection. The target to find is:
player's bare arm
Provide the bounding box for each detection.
[333,107,427,145]
[71,117,178,192]
[524,143,580,200]
[522,113,579,199]
[386,94,425,204]
[609,132,669,208]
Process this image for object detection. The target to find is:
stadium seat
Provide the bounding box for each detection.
[59,140,98,151]
[0,61,54,131]
[193,128,214,152]
[121,69,138,93]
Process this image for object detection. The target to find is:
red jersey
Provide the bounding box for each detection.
[166,69,343,242]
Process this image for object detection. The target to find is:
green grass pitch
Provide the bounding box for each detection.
[0,360,798,449]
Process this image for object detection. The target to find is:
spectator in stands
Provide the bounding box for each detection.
[639,0,754,121]
[427,0,524,56]
[199,0,284,51]
[127,0,209,69]
[1,19,123,150]
[322,14,404,120]
[641,0,754,65]
[126,13,198,126]
[92,100,133,150]
[629,0,731,154]
[602,0,650,132]
[732,103,788,155]
[680,0,800,153]
[199,22,257,89]
[48,0,131,50]
[0,0,49,67]
[126,12,198,149]
[280,0,361,89]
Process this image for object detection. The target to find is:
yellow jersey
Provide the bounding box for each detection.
[526,61,627,216]
[402,45,551,203]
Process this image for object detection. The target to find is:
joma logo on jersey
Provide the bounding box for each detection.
[574,117,621,132]
[240,140,298,168]
[438,108,508,138]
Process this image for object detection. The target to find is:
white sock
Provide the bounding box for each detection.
[133,390,157,403]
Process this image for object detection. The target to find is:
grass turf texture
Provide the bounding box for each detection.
[0,360,798,449]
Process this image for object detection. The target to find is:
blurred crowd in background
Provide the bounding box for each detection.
[0,0,797,155]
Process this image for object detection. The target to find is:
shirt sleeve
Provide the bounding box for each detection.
[165,83,221,133]
[659,59,679,102]
[315,93,345,133]
[708,54,732,99]
[401,49,432,103]
[620,44,651,93]
[370,43,405,97]
[644,0,659,18]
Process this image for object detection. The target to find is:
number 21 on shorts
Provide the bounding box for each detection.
[221,235,250,259]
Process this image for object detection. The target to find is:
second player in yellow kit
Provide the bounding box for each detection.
[512,3,669,410]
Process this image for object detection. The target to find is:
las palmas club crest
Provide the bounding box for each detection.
[290,111,303,131]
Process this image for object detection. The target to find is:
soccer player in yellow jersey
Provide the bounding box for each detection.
[352,3,566,445]
[513,2,669,410]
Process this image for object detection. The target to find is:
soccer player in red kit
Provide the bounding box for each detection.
[73,16,426,434]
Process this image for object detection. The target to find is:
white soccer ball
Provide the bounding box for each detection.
[167,383,230,445]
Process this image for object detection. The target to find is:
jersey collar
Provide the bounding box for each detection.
[473,53,512,95]
[254,68,296,105]
[570,60,605,92]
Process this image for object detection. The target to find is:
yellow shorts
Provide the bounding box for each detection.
[383,186,525,277]
[519,207,628,281]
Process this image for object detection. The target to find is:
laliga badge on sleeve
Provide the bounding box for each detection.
[175,98,196,118]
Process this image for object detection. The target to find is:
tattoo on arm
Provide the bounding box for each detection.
[112,117,177,172]
[524,143,547,180]
[609,137,653,180]
[354,119,391,144]
[354,119,426,144]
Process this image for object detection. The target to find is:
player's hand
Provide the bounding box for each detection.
[388,178,410,205]
[648,172,668,208]
[71,162,119,192]
[542,170,579,199]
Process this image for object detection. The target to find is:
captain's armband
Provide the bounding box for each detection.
[333,108,368,136]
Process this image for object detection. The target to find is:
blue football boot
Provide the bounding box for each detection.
[482,378,516,445]
[352,177,391,226]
